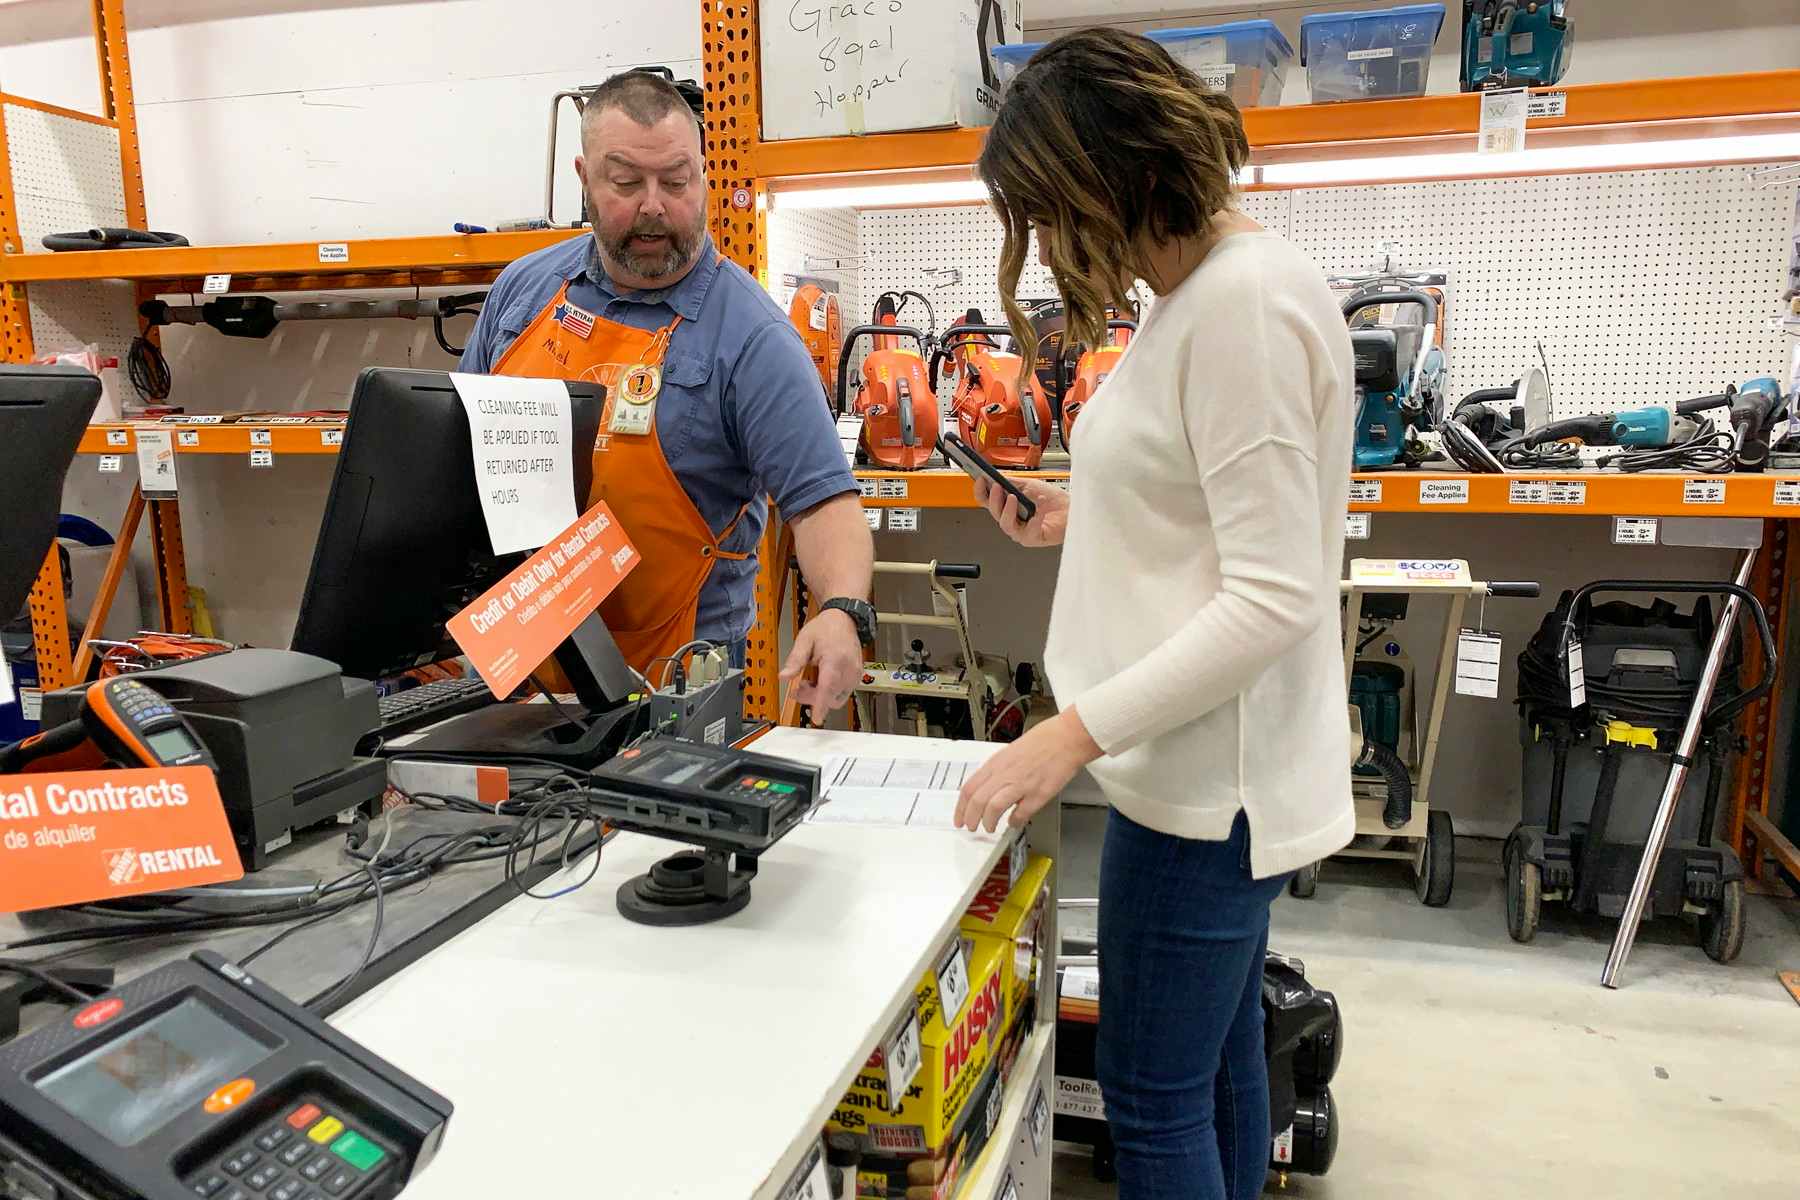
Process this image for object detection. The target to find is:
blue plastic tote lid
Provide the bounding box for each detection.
[1299,4,1448,64]
[1145,20,1295,60]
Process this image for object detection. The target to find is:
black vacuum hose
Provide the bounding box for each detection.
[1357,738,1412,829]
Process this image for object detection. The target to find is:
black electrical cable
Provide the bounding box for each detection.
[127,334,173,402]
[1498,435,1581,470]
[0,959,97,1005]
[305,865,386,1013]
[1598,428,1737,474]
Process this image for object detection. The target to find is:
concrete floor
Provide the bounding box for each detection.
[1049,805,1800,1199]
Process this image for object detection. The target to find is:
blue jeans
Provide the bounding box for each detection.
[1097,808,1290,1200]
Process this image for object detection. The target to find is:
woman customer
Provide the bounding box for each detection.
[951,27,1357,1200]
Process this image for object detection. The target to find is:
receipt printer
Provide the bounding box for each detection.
[42,649,386,870]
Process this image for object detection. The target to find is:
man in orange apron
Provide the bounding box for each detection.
[461,71,873,712]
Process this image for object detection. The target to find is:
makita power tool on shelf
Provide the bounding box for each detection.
[1344,288,1444,470]
[1461,1,1574,90]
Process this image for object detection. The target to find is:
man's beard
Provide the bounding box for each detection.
[604,217,703,284]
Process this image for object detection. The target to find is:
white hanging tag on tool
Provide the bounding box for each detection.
[98,455,122,474]
[1344,512,1371,540]
[863,507,883,531]
[1273,1124,1296,1164]
[836,414,864,466]
[202,273,231,295]
[1566,639,1587,708]
[134,428,179,498]
[880,1004,923,1112]
[888,507,919,532]
[1479,88,1528,154]
[19,688,41,722]
[1454,629,1503,699]
[936,937,972,1021]
[1612,516,1658,544]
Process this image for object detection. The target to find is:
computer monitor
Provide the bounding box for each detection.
[291,367,632,714]
[0,365,102,618]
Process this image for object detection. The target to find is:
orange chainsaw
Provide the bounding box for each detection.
[1054,318,1136,448]
[930,314,1053,469]
[786,281,843,410]
[836,297,939,470]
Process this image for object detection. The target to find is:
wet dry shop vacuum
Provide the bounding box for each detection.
[1506,573,1776,962]
[1293,559,1541,906]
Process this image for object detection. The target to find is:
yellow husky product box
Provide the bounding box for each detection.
[829,934,1008,1152]
[959,852,1052,1032]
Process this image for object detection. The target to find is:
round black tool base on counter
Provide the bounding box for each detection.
[615,848,758,926]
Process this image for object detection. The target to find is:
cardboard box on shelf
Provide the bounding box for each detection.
[959,852,1051,1033]
[760,0,1024,141]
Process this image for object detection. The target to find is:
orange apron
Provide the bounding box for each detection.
[492,277,748,674]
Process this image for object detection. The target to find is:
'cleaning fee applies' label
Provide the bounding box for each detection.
[1419,479,1469,505]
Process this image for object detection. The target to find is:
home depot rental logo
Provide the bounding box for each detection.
[104,848,142,887]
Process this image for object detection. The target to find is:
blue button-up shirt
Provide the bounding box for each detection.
[461,234,854,642]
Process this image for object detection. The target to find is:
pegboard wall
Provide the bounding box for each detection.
[806,167,1793,418]
[765,205,860,315]
[4,104,127,250]
[25,279,139,365]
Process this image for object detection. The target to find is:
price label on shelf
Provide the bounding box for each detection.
[997,1171,1020,1200]
[1544,480,1587,506]
[1613,517,1658,545]
[877,478,909,500]
[1527,91,1568,119]
[1029,1084,1051,1156]
[249,449,274,469]
[1419,478,1470,505]
[1344,512,1372,540]
[863,508,883,531]
[858,479,878,499]
[177,430,200,448]
[1479,87,1529,154]
[98,455,122,474]
[19,688,41,722]
[1683,479,1726,505]
[777,1140,830,1200]
[1509,480,1546,505]
[1454,629,1503,699]
[936,937,972,1021]
[1348,479,1382,505]
[202,273,231,295]
[1060,965,1100,1001]
[321,428,344,447]
[135,428,179,499]
[1009,833,1028,888]
[249,429,272,447]
[880,1005,923,1112]
[888,507,920,533]
[106,429,128,447]
[1774,481,1800,506]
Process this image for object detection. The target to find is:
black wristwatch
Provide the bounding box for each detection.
[821,597,878,644]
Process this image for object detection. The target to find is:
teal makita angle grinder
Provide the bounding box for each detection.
[1346,289,1445,470]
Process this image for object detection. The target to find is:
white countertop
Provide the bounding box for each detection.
[331,729,1007,1199]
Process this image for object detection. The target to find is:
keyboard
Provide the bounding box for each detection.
[376,676,495,735]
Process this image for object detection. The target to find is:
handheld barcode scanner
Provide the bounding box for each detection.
[0,677,216,775]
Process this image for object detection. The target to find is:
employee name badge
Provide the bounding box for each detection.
[608,360,662,436]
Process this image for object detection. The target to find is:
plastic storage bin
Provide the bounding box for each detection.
[1147,20,1295,109]
[1299,4,1446,103]
[988,42,1044,90]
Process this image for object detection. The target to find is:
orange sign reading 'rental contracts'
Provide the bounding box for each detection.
[0,766,241,912]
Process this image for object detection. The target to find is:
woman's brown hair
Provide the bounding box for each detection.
[976,27,1250,375]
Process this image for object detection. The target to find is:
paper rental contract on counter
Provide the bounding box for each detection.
[809,755,994,829]
[450,373,578,555]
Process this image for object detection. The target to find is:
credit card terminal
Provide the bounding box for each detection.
[0,952,450,1200]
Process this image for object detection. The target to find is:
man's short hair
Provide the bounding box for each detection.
[582,70,704,146]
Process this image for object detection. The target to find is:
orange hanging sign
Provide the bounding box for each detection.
[447,501,640,699]
[0,766,241,913]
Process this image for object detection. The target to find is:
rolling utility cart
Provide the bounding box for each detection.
[1505,564,1777,965]
[1293,559,1540,906]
